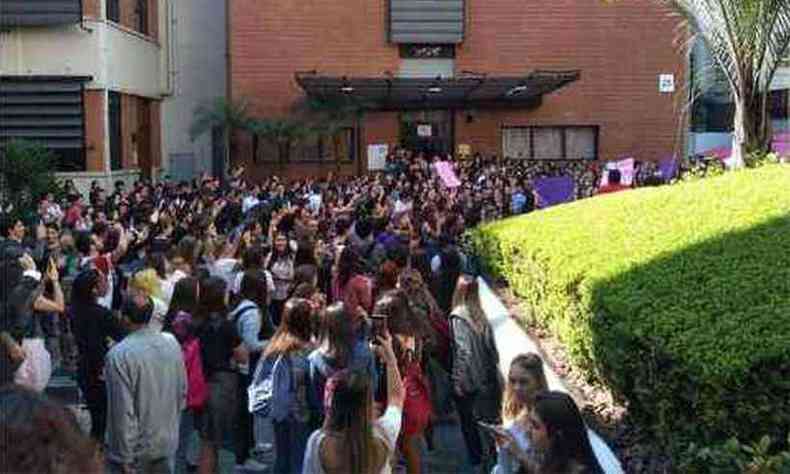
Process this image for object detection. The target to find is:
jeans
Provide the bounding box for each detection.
[252,415,276,470]
[269,300,286,327]
[235,361,257,464]
[83,383,107,441]
[455,394,483,466]
[273,419,312,474]
[176,409,200,469]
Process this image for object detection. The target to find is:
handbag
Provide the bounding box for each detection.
[248,354,284,415]
[401,358,433,436]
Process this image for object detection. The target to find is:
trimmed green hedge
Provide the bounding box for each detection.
[472,165,790,448]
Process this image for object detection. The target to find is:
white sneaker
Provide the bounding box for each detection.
[243,458,270,472]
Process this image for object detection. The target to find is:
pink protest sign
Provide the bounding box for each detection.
[434,161,462,188]
[599,157,635,187]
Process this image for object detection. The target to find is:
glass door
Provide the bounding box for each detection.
[399,110,453,157]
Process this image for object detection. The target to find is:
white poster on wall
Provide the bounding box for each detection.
[417,124,433,137]
[659,74,675,93]
[367,144,388,170]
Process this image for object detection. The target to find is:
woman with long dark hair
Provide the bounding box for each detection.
[265,233,295,327]
[302,330,405,474]
[69,268,126,441]
[251,298,316,474]
[163,276,200,333]
[332,246,372,335]
[523,391,605,474]
[194,276,245,474]
[308,302,378,424]
[373,289,433,474]
[163,276,201,470]
[229,269,274,469]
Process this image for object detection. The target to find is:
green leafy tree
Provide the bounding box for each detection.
[189,97,251,178]
[247,118,312,167]
[608,0,790,167]
[0,140,60,222]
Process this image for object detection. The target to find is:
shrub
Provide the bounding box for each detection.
[679,434,790,474]
[471,165,790,450]
[0,140,60,222]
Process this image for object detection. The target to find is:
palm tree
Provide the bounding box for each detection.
[189,97,250,178]
[248,118,312,167]
[610,0,790,167]
[679,0,790,167]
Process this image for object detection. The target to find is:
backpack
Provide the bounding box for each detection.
[182,338,209,411]
[232,301,275,341]
[172,311,208,411]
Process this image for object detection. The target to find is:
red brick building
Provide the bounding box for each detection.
[229,0,686,179]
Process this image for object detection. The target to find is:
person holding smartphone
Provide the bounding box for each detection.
[11,255,65,392]
[302,329,405,474]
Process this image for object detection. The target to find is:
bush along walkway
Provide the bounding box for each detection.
[471,164,790,472]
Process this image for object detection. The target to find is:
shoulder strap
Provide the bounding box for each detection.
[232,302,257,324]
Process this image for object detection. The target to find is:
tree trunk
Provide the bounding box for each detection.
[333,133,341,174]
[730,86,773,169]
[223,127,231,181]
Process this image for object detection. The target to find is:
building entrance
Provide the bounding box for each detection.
[399,110,453,156]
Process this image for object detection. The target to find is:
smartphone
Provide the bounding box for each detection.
[369,315,387,344]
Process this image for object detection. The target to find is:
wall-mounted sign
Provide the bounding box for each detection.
[659,74,675,93]
[417,124,433,137]
[367,144,388,170]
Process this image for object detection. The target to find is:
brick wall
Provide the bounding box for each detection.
[83,0,101,19]
[83,90,106,172]
[230,0,686,175]
[115,0,157,41]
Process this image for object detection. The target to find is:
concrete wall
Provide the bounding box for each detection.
[160,0,227,180]
[0,17,166,99]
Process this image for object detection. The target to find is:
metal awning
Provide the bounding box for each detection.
[0,0,83,27]
[1,76,92,150]
[294,70,581,110]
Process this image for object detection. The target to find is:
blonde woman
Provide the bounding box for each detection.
[491,353,548,474]
[449,275,502,471]
[129,269,168,332]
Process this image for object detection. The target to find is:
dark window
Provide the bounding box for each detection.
[258,128,356,163]
[502,126,598,160]
[692,89,787,133]
[399,44,456,59]
[108,91,123,171]
[53,149,87,173]
[107,0,120,22]
[136,0,148,35]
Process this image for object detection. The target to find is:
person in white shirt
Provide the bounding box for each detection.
[302,330,405,474]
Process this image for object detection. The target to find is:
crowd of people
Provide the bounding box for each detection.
[0,149,613,474]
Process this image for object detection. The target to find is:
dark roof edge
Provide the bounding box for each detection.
[0,75,93,82]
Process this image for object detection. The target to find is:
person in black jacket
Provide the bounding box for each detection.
[449,275,503,472]
[70,269,127,440]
